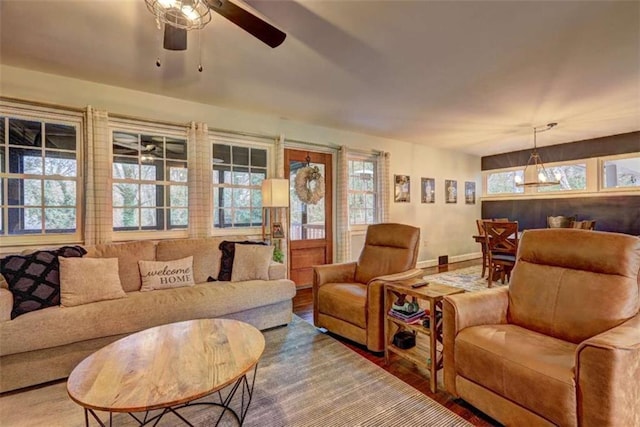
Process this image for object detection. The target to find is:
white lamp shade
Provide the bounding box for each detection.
[261,179,289,207]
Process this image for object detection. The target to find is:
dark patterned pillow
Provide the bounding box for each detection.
[1,246,86,319]
[217,240,267,281]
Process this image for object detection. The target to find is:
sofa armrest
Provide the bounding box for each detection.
[443,287,509,396]
[268,262,286,280]
[0,288,13,322]
[363,268,425,352]
[576,313,640,427]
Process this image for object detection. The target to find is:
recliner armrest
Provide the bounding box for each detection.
[443,287,509,396]
[368,268,423,284]
[576,313,640,426]
[312,262,357,287]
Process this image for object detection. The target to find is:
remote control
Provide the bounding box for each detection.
[411,281,428,288]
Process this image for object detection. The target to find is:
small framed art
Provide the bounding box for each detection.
[445,179,457,204]
[421,178,435,203]
[465,181,476,204]
[394,175,410,203]
[272,222,285,239]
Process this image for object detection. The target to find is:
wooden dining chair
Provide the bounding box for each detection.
[483,221,519,287]
[572,220,596,230]
[475,219,490,278]
[547,215,576,228]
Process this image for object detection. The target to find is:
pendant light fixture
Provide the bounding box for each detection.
[514,122,561,187]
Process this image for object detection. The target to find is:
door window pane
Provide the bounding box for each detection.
[290,161,326,240]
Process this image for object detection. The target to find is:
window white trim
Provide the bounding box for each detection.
[0,106,84,248]
[598,152,640,193]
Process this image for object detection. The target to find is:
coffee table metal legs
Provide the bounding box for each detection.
[82,363,259,426]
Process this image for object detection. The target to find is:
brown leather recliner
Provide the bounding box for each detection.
[313,223,422,352]
[444,229,640,427]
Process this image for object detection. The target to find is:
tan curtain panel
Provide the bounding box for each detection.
[188,122,212,238]
[336,146,351,262]
[84,106,113,245]
[378,151,391,223]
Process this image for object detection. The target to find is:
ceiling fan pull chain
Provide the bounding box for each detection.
[198,28,203,72]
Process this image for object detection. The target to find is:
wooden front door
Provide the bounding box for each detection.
[285,149,333,288]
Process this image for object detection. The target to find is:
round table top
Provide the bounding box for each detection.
[67,319,265,413]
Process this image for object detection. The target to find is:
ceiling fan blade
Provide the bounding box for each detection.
[206,0,286,48]
[164,26,187,51]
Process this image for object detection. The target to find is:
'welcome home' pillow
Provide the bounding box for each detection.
[138,256,195,291]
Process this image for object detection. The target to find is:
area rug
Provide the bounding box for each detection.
[0,316,471,427]
[423,265,508,292]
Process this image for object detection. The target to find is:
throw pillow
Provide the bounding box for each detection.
[231,244,274,282]
[59,257,127,307]
[0,246,86,319]
[217,240,267,281]
[138,256,195,291]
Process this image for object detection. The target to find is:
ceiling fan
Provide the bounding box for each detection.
[145,0,286,51]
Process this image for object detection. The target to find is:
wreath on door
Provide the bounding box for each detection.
[294,165,325,205]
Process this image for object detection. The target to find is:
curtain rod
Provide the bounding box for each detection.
[0,96,85,113]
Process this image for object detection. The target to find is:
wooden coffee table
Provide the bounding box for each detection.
[67,319,265,426]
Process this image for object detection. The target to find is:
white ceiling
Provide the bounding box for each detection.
[1,0,638,156]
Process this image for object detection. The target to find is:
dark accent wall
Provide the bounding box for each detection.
[482,196,640,235]
[482,131,640,171]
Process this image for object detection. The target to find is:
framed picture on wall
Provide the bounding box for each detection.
[394,174,410,203]
[272,222,285,239]
[465,181,476,204]
[421,178,435,203]
[445,179,457,204]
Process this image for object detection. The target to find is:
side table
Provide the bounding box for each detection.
[383,278,464,393]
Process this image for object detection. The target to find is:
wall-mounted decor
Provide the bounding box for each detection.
[465,181,476,204]
[421,178,435,203]
[272,222,284,239]
[394,175,410,203]
[445,179,457,204]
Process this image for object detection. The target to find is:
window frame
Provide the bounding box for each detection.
[211,136,272,234]
[483,166,526,197]
[0,103,84,248]
[347,154,379,229]
[109,120,189,241]
[598,153,640,193]
[534,160,589,194]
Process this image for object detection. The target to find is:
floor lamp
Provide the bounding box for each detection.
[261,179,290,276]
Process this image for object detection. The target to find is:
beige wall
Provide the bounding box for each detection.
[0,65,482,266]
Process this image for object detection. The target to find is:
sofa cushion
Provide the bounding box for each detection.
[231,245,273,282]
[139,256,195,291]
[456,324,577,427]
[217,240,267,281]
[0,279,296,357]
[156,238,223,284]
[318,282,367,328]
[59,257,127,307]
[84,241,157,292]
[0,246,86,319]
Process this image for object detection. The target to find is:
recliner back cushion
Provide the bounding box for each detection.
[355,223,420,284]
[508,229,640,343]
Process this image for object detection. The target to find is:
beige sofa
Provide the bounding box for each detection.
[0,237,296,393]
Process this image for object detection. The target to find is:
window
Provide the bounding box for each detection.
[486,170,524,195]
[0,115,81,238]
[212,142,267,228]
[602,156,640,189]
[112,131,188,231]
[537,163,587,193]
[348,158,377,225]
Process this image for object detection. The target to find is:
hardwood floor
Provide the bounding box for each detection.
[293,259,502,427]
